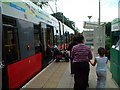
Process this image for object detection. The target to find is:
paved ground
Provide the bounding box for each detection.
[22,59,118,89]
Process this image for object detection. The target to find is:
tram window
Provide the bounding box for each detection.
[3,16,16,26]
[56,30,58,33]
[47,26,53,48]
[3,27,20,64]
[34,25,42,54]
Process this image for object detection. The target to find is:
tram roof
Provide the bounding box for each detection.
[1,0,58,26]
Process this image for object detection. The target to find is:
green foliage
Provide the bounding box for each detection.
[74,30,79,35]
[105,22,111,36]
[105,23,112,60]
[105,23,111,60]
[105,37,110,60]
[51,12,78,34]
[33,2,48,9]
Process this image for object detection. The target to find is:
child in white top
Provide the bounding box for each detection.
[90,47,108,88]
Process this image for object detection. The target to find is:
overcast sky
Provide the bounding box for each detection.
[46,0,119,32]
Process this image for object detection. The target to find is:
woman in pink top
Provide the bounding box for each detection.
[71,34,93,90]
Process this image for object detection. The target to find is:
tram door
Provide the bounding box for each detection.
[41,23,47,68]
[46,25,54,61]
[0,6,2,89]
[65,32,70,49]
[2,16,19,88]
[41,23,54,68]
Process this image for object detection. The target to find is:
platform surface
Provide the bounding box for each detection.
[22,58,118,89]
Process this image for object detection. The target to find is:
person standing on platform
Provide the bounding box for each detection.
[67,36,77,74]
[52,44,59,59]
[71,34,93,90]
[90,47,108,88]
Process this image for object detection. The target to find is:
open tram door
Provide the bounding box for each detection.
[46,25,54,61]
[41,23,54,68]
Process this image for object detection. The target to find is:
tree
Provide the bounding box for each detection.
[51,12,79,34]
[32,0,59,9]
[105,22,111,36]
[51,12,76,30]
[105,37,110,60]
[105,22,111,60]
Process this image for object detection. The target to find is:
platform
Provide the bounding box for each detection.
[21,58,118,89]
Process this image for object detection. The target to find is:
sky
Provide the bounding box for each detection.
[45,0,119,32]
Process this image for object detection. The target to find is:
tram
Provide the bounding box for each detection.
[0,0,74,89]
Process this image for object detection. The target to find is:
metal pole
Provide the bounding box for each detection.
[55,0,57,13]
[47,2,54,13]
[88,16,92,31]
[99,0,100,25]
[118,0,120,19]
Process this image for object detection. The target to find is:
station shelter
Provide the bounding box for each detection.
[110,18,120,87]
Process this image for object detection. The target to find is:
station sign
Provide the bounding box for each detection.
[119,35,120,46]
[112,18,120,31]
[118,2,120,49]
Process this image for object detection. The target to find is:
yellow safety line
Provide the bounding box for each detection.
[48,59,54,64]
[4,44,16,47]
